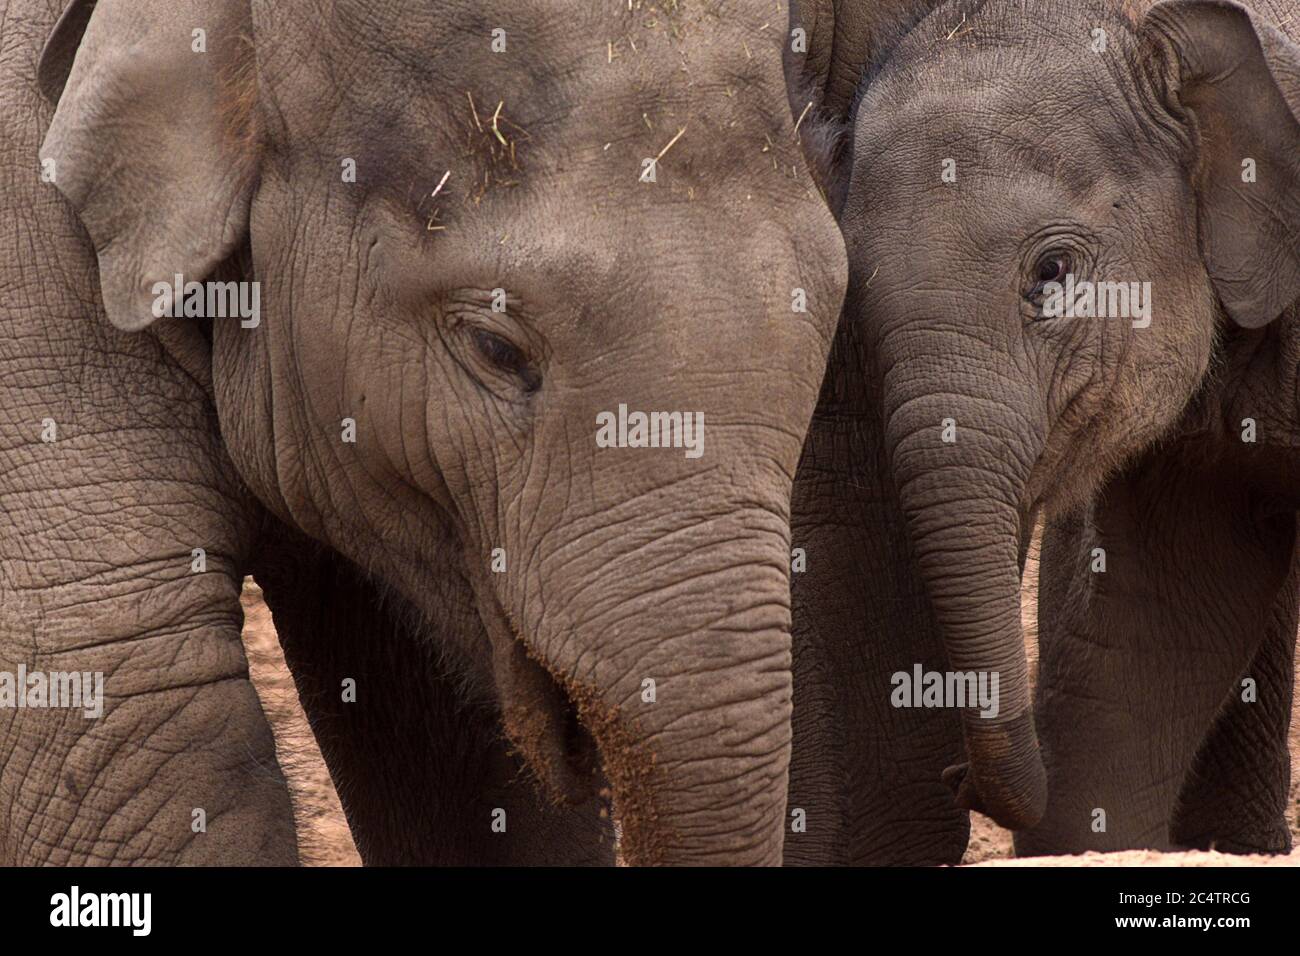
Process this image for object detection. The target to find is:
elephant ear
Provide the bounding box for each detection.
[1143,0,1300,329]
[39,0,258,332]
[36,0,98,102]
[793,0,947,121]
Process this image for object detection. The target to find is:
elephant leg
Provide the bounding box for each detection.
[787,341,969,866]
[0,4,297,864]
[252,532,614,865]
[1018,454,1295,856]
[0,350,298,864]
[1171,543,1298,854]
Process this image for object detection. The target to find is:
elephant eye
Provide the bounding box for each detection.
[1035,254,1070,284]
[1026,251,1074,314]
[472,328,522,371]
[471,328,541,392]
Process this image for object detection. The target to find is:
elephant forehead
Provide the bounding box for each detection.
[856,1,1153,163]
[253,0,805,183]
[853,67,1149,206]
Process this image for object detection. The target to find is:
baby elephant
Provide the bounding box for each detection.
[840,0,1300,851]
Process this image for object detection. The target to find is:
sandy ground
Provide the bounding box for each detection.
[240,581,360,867]
[239,561,1300,867]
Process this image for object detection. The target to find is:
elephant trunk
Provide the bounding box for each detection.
[494,500,796,866]
[887,396,1047,831]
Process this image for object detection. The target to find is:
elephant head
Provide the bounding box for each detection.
[839,0,1300,830]
[39,0,846,864]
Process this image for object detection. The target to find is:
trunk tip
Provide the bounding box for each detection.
[942,758,1047,831]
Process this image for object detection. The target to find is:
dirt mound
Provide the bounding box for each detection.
[971,848,1300,867]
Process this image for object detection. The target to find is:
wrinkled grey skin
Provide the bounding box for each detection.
[789,0,937,120]
[0,0,845,865]
[783,0,974,865]
[841,0,1300,843]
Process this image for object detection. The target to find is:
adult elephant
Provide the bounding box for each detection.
[0,0,846,865]
[839,0,1300,850]
[783,0,974,865]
